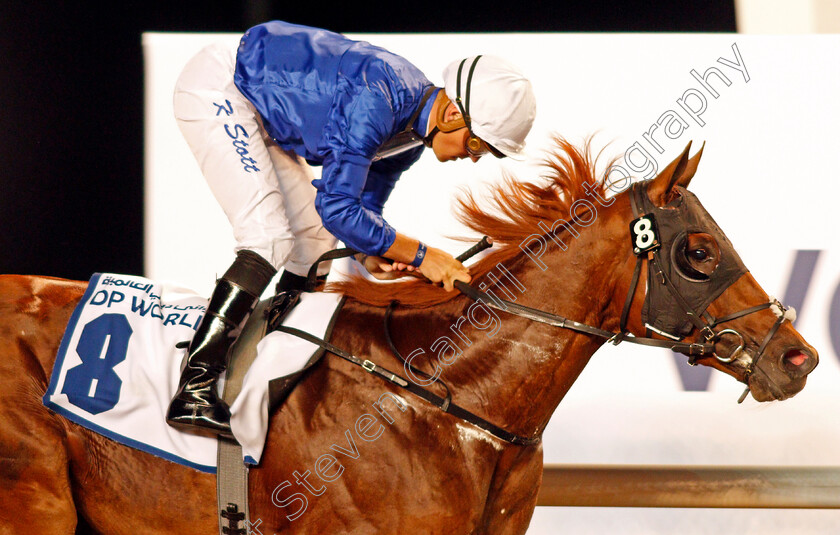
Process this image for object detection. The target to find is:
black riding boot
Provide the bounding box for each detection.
[166,250,276,436]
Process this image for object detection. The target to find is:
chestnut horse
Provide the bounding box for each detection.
[0,140,817,534]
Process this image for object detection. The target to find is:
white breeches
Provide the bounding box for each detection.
[172,42,337,276]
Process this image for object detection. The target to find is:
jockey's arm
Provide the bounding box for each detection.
[379,233,471,292]
[355,234,471,291]
[314,156,470,291]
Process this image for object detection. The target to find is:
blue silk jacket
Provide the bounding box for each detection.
[234,21,433,256]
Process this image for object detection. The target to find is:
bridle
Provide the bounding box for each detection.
[277,183,798,448]
[625,180,797,399]
[455,181,797,403]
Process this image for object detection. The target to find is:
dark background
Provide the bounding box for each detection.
[0,1,736,281]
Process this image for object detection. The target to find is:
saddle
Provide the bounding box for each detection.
[222,293,342,415]
[215,251,352,535]
[223,248,357,413]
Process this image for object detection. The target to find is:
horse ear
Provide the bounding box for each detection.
[678,141,705,187]
[647,141,704,205]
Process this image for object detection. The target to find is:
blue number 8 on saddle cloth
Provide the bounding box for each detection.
[43,273,341,473]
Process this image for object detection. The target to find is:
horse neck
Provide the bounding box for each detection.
[433,199,634,440]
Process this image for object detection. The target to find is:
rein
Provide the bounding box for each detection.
[279,240,540,447]
[281,183,795,446]
[452,182,795,404]
[453,279,716,355]
[454,279,787,387]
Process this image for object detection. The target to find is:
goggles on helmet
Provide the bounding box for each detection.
[454,56,505,159]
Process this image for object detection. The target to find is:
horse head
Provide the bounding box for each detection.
[620,141,818,401]
[333,137,818,441]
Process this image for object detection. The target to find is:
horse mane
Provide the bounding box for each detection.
[327,136,611,307]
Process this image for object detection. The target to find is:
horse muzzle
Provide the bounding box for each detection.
[780,346,818,378]
[743,339,818,402]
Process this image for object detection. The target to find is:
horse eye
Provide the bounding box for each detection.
[689,248,708,261]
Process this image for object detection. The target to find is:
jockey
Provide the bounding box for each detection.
[166,20,537,436]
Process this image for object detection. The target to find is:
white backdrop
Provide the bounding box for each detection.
[144,32,840,533]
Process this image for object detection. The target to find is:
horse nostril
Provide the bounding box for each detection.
[782,349,812,374]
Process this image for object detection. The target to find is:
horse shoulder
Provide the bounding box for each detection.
[478,444,544,534]
[0,274,86,383]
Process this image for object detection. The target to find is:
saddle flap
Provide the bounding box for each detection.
[266,295,345,412]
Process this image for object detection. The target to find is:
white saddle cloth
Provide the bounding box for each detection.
[43,273,341,473]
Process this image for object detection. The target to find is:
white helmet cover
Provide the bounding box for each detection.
[442,55,536,158]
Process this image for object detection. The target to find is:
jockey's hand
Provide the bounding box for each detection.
[418,246,471,292]
[361,255,418,281]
